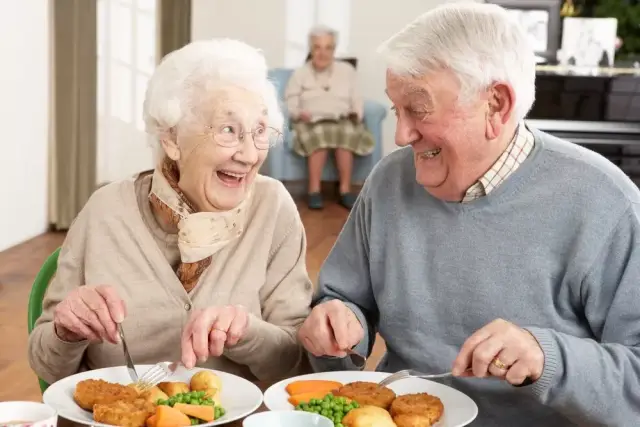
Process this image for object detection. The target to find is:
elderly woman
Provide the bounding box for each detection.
[285,26,374,210]
[28,39,313,385]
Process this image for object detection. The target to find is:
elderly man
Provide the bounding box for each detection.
[298,3,640,426]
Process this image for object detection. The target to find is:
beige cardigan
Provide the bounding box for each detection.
[284,61,363,122]
[28,172,314,385]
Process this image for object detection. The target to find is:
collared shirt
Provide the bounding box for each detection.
[462,124,535,202]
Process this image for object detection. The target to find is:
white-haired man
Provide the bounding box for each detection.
[298,3,640,426]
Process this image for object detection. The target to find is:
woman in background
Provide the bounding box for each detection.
[285,26,374,210]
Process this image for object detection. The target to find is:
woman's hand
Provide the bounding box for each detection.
[298,111,313,123]
[53,285,126,344]
[181,305,250,369]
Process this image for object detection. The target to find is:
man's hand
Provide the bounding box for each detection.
[452,318,544,386]
[298,300,364,358]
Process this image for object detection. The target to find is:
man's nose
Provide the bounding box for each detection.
[395,117,420,147]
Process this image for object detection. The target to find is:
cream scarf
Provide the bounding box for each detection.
[148,158,250,292]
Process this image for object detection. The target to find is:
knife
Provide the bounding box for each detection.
[118,323,139,382]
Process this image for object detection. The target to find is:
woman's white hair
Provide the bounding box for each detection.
[143,38,283,142]
[308,25,338,45]
[377,2,536,122]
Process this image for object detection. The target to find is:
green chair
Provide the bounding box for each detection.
[27,247,61,394]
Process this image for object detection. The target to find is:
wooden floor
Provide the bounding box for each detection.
[0,201,385,403]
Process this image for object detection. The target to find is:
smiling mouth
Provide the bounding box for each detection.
[216,170,247,187]
[419,148,441,159]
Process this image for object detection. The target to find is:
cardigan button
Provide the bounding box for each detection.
[184,303,192,311]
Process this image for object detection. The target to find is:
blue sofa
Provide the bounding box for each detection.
[262,68,387,183]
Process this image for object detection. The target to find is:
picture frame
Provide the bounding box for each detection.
[487,0,562,62]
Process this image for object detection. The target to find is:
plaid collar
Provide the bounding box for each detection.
[462,124,535,203]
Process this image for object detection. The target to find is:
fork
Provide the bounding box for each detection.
[135,361,180,392]
[379,369,469,387]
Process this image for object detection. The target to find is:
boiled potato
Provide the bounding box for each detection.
[157,381,190,397]
[190,371,222,402]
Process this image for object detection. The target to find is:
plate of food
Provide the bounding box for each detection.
[42,364,263,427]
[263,371,478,427]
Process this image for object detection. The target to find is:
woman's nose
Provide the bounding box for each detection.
[234,136,260,164]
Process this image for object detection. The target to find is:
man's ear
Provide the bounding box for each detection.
[159,128,180,161]
[485,82,514,140]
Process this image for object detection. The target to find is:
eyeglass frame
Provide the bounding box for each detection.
[197,124,284,150]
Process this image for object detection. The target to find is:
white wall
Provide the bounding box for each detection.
[191,0,287,67]
[191,0,455,155]
[0,2,50,251]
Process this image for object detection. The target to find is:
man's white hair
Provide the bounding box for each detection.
[143,38,284,141]
[377,2,536,122]
[308,25,338,45]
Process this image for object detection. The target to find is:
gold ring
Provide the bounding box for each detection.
[492,358,508,370]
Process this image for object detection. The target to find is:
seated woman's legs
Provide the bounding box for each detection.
[335,148,357,210]
[335,148,353,194]
[307,149,328,209]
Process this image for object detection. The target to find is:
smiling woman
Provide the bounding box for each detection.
[28,39,314,386]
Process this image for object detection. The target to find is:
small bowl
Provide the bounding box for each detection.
[0,401,57,427]
[243,411,334,427]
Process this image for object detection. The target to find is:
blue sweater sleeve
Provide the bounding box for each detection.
[307,185,380,372]
[524,203,640,425]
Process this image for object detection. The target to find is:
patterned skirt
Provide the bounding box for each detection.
[291,119,375,157]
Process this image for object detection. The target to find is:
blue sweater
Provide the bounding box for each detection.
[310,129,640,426]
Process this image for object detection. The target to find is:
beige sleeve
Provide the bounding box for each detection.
[223,196,313,381]
[27,207,91,385]
[347,65,364,119]
[284,68,305,119]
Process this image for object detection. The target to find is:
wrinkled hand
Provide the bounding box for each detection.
[298,300,364,358]
[452,318,544,386]
[181,305,249,369]
[53,285,126,344]
[298,111,313,123]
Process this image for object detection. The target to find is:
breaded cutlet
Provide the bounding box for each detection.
[73,379,139,411]
[93,398,155,427]
[335,381,397,410]
[390,393,444,426]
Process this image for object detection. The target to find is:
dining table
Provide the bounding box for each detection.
[55,381,274,427]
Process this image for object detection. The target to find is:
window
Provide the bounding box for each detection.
[97,0,157,184]
[284,0,352,68]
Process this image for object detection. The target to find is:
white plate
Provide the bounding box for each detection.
[43,365,263,427]
[264,371,478,427]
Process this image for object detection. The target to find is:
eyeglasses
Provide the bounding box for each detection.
[202,124,283,150]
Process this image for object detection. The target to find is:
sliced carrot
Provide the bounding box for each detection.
[288,390,335,406]
[146,414,158,427]
[173,403,215,422]
[154,405,191,427]
[285,380,343,396]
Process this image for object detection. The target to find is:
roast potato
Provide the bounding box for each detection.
[157,382,190,397]
[141,386,169,404]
